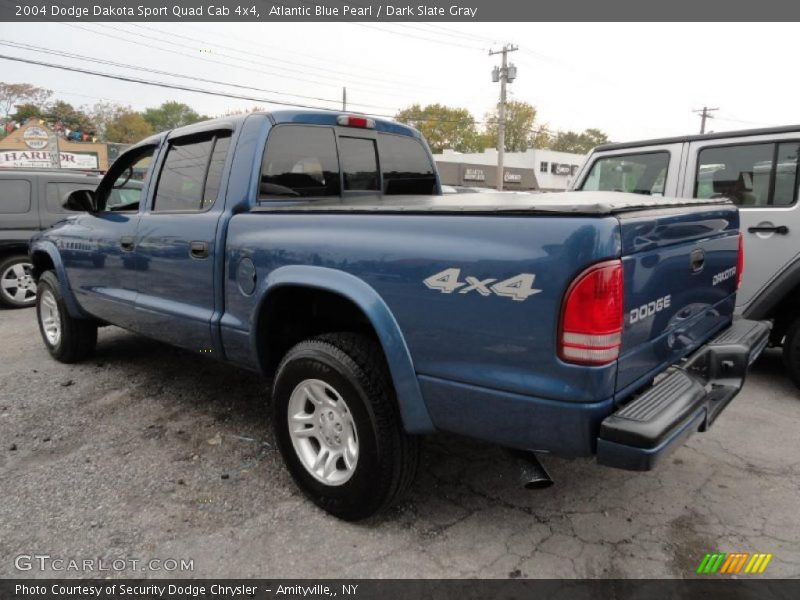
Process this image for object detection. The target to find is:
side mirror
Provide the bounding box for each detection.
[63,189,96,213]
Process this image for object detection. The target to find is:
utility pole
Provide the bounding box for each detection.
[693,106,719,134]
[489,44,518,191]
[342,87,347,111]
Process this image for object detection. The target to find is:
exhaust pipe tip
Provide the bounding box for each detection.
[523,478,554,490]
[507,449,554,490]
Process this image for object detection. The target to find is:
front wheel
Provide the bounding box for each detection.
[36,271,97,363]
[272,333,419,521]
[0,255,36,308]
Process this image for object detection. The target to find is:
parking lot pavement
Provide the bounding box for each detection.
[1,307,799,579]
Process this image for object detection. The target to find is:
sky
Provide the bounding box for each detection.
[0,21,797,142]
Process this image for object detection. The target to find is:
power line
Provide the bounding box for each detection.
[411,23,504,45]
[0,53,400,116]
[1,52,578,136]
[714,114,780,128]
[348,23,488,51]
[177,21,450,90]
[0,40,397,111]
[127,23,446,93]
[62,23,418,101]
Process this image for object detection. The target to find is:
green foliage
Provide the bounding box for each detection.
[104,109,154,144]
[44,101,95,133]
[143,101,206,133]
[548,128,609,154]
[10,103,42,123]
[395,104,485,153]
[484,101,541,152]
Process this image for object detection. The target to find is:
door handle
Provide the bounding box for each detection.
[120,236,135,251]
[748,225,789,235]
[190,241,210,259]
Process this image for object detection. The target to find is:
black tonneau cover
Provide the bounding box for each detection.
[253,191,733,216]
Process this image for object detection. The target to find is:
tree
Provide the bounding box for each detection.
[87,101,125,141]
[105,108,153,144]
[549,128,609,154]
[484,101,541,152]
[395,104,484,153]
[10,103,42,123]
[44,101,95,134]
[143,101,206,132]
[0,82,51,120]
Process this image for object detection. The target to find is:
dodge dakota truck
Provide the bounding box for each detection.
[30,111,769,520]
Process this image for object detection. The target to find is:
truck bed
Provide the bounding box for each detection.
[253,191,733,216]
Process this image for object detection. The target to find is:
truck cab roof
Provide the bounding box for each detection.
[138,110,423,146]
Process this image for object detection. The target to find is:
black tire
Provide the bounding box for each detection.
[272,333,419,521]
[36,271,97,363]
[782,317,800,389]
[0,254,36,308]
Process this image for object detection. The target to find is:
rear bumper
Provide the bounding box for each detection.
[597,318,770,471]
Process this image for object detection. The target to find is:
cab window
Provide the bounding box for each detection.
[695,142,800,207]
[340,137,379,191]
[378,133,437,195]
[153,132,231,212]
[580,152,669,195]
[98,146,155,212]
[259,125,340,199]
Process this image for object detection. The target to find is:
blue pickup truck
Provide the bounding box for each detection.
[30,111,769,520]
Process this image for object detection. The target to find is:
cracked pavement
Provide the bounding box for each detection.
[1,307,799,579]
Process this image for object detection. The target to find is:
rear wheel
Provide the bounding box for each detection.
[0,255,36,308]
[36,271,97,363]
[272,333,419,521]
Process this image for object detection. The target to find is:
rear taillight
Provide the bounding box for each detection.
[736,233,744,290]
[559,259,624,365]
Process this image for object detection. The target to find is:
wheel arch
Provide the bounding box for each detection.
[253,265,435,434]
[29,240,86,318]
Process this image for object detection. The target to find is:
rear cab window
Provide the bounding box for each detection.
[579,151,670,196]
[694,141,800,207]
[258,124,436,201]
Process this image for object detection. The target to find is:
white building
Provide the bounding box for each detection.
[432,147,587,191]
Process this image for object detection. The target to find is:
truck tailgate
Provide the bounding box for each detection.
[616,204,740,395]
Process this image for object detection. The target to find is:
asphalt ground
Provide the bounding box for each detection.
[1,307,798,579]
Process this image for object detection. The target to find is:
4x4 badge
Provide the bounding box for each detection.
[423,268,541,302]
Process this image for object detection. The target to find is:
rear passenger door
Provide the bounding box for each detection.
[133,129,232,352]
[683,136,800,308]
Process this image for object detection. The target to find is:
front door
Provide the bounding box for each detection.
[62,145,156,328]
[684,137,800,309]
[132,130,232,352]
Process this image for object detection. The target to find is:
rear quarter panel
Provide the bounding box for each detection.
[223,212,622,404]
